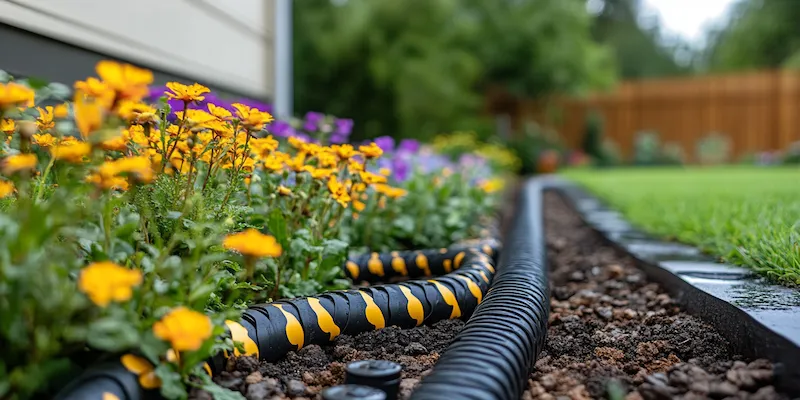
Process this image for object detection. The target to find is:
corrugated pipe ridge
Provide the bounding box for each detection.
[55,243,498,400]
[410,180,548,400]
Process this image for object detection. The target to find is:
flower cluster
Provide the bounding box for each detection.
[0,60,409,400]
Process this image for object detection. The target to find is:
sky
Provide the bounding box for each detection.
[641,0,737,44]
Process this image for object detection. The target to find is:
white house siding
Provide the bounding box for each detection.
[0,0,275,100]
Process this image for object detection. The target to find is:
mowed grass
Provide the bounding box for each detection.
[562,166,800,286]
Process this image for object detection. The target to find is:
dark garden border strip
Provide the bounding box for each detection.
[55,246,498,400]
[411,179,549,400]
[543,176,800,395]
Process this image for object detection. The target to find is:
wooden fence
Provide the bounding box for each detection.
[489,70,800,161]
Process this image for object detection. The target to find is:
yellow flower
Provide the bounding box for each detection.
[100,133,129,152]
[86,172,130,191]
[74,92,104,138]
[3,153,37,174]
[174,109,216,128]
[166,82,210,103]
[480,178,504,193]
[117,100,158,124]
[33,133,57,147]
[379,167,391,176]
[327,176,351,207]
[99,156,155,184]
[1,119,15,135]
[78,261,142,307]
[277,185,292,196]
[96,60,153,102]
[223,229,283,258]
[332,144,357,160]
[318,151,338,168]
[262,154,284,171]
[0,82,35,110]
[36,106,56,131]
[374,183,408,199]
[353,200,366,212]
[359,171,387,185]
[51,142,92,163]
[232,103,273,131]
[250,136,278,158]
[0,180,15,198]
[208,103,232,121]
[284,154,306,173]
[288,136,306,150]
[359,142,383,159]
[307,167,335,180]
[54,103,69,118]
[120,354,161,389]
[348,160,364,172]
[152,307,213,352]
[74,77,113,106]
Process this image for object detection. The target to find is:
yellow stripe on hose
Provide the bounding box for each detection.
[224,320,259,358]
[203,362,213,377]
[307,298,341,341]
[454,251,465,268]
[273,304,305,349]
[399,285,425,326]
[485,263,496,273]
[416,253,432,276]
[346,261,360,280]
[482,244,493,256]
[368,252,385,277]
[479,270,490,283]
[359,291,386,329]
[439,248,448,254]
[443,259,452,273]
[429,280,462,318]
[391,256,408,276]
[456,275,483,303]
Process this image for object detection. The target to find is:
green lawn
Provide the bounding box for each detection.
[562,167,800,286]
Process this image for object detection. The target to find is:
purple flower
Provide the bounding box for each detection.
[373,136,395,153]
[398,139,420,154]
[392,156,411,182]
[303,111,325,131]
[267,120,294,137]
[235,98,273,113]
[329,133,348,144]
[334,119,354,136]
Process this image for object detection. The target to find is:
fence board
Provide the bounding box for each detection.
[495,70,800,161]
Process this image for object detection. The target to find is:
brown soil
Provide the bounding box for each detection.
[193,319,464,400]
[524,193,787,400]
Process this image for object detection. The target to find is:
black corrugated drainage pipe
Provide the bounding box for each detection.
[410,179,549,400]
[54,243,498,400]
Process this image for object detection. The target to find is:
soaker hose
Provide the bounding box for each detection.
[55,245,497,400]
[410,180,548,400]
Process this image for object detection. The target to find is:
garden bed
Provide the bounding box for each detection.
[525,191,788,399]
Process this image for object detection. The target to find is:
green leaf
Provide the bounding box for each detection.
[155,364,186,400]
[196,371,246,400]
[85,317,140,351]
[267,208,289,248]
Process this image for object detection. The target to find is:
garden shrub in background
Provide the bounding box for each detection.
[632,130,662,165]
[695,133,732,165]
[432,131,521,174]
[0,60,496,400]
[660,142,686,166]
[782,141,800,164]
[505,121,565,175]
[581,110,607,165]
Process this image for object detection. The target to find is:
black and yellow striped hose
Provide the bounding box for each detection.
[56,245,498,400]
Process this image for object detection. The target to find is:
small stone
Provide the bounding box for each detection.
[246,382,271,400]
[245,371,263,384]
[608,264,624,278]
[595,347,625,361]
[216,373,243,390]
[623,309,638,319]
[540,374,558,390]
[751,386,779,400]
[726,367,773,389]
[596,307,613,320]
[569,271,585,282]
[191,389,214,400]
[286,379,307,396]
[302,371,315,384]
[689,380,710,394]
[553,286,574,301]
[708,381,738,398]
[644,373,669,387]
[625,392,644,400]
[235,356,260,374]
[567,385,591,400]
[404,342,428,355]
[399,378,419,396]
[626,274,642,284]
[264,378,279,391]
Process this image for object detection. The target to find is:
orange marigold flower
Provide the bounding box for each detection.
[327,176,351,207]
[120,354,161,389]
[284,154,307,173]
[359,142,383,159]
[152,306,213,352]
[306,166,334,180]
[1,119,16,135]
[33,133,57,147]
[51,142,92,163]
[36,106,56,131]
[74,77,114,108]
[86,172,129,191]
[353,200,366,212]
[208,103,232,121]
[223,229,283,258]
[3,153,37,174]
[117,101,158,124]
[166,82,210,103]
[359,171,388,185]
[78,261,142,307]
[54,103,69,118]
[288,136,306,150]
[332,144,357,160]
[261,154,284,171]
[74,92,104,138]
[232,103,274,131]
[374,183,408,199]
[100,133,129,152]
[96,60,153,102]
[0,180,15,198]
[250,135,278,158]
[0,82,35,110]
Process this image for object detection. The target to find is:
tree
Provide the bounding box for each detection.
[292,0,615,141]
